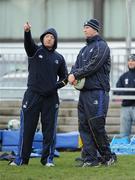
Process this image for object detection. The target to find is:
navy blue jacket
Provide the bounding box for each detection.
[71,35,111,92]
[24,28,68,96]
[116,69,135,106]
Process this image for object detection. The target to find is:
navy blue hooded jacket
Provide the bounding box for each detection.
[24,28,68,96]
[116,69,135,106]
[71,35,111,92]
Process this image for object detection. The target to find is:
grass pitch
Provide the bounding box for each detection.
[0,152,135,180]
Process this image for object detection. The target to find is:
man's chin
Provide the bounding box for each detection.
[44,44,53,49]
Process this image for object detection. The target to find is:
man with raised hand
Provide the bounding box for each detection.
[9,22,68,167]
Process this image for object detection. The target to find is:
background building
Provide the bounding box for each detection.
[0,0,135,99]
[0,0,135,41]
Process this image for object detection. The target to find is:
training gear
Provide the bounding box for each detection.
[8,119,20,130]
[45,162,55,167]
[78,90,115,163]
[84,19,100,32]
[82,162,100,168]
[105,157,115,166]
[128,54,135,61]
[71,35,111,92]
[74,78,85,90]
[9,161,17,166]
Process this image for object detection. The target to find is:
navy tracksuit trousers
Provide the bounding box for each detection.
[78,90,112,163]
[15,89,59,165]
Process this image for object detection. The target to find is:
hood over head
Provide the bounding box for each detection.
[40,28,58,51]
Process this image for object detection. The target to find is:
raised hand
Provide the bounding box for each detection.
[24,22,31,32]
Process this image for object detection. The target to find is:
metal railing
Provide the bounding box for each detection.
[1,87,135,101]
[0,45,135,100]
[111,88,135,100]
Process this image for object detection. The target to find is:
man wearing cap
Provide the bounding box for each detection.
[116,54,135,139]
[9,22,68,166]
[68,19,116,167]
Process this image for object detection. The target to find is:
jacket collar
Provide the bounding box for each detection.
[86,35,102,44]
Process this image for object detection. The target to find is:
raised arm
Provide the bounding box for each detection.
[24,22,38,57]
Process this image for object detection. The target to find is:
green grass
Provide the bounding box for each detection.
[0,152,135,180]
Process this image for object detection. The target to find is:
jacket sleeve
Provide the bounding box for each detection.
[24,31,38,57]
[56,57,68,89]
[116,76,123,88]
[115,75,125,95]
[70,48,84,74]
[73,42,110,79]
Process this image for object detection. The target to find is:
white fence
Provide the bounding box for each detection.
[0,44,135,100]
